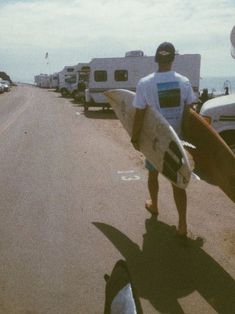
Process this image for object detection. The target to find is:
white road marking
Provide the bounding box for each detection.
[0,102,31,136]
[117,170,135,174]
[117,170,141,181]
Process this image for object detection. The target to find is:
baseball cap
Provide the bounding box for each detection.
[155,42,175,63]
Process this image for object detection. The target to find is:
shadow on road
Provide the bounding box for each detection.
[84,109,117,120]
[93,217,235,313]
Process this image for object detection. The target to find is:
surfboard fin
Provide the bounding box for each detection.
[191,172,201,181]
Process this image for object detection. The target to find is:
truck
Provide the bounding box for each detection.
[84,50,201,111]
[70,63,90,102]
[200,95,235,153]
[199,26,235,154]
[58,65,78,97]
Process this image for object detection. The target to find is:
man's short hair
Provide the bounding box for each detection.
[155,42,175,64]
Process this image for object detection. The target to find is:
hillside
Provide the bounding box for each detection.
[0,71,12,83]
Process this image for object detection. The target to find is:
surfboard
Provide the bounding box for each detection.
[182,108,235,202]
[104,89,192,189]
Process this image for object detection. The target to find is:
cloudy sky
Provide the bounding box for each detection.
[0,0,235,83]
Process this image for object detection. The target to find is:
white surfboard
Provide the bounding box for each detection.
[104,89,192,189]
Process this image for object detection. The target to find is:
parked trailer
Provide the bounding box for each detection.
[49,73,59,89]
[34,74,50,88]
[84,51,201,111]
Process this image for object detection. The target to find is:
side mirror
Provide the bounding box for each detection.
[104,260,143,314]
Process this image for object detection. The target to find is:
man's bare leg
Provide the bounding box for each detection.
[172,185,187,236]
[145,170,159,216]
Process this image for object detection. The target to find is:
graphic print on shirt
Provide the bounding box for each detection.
[157,82,180,108]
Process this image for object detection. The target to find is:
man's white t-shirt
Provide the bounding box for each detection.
[133,71,196,136]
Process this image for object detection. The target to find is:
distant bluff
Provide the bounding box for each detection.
[0,71,12,83]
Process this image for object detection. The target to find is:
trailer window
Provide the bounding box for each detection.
[94,71,107,82]
[115,70,128,81]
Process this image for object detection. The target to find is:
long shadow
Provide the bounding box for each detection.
[93,218,235,313]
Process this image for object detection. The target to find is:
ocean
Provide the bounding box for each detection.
[199,76,235,94]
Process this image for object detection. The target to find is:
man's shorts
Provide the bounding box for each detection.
[145,159,157,172]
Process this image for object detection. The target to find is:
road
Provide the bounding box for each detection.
[0,85,234,314]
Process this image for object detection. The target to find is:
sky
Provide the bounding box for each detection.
[0,0,235,83]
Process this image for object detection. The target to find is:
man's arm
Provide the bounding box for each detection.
[131,108,146,150]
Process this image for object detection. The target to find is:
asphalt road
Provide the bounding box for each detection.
[0,85,234,314]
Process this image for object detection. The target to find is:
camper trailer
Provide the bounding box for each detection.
[49,73,59,89]
[34,75,40,87]
[85,51,201,111]
[34,74,50,88]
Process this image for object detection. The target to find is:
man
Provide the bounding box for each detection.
[131,42,196,237]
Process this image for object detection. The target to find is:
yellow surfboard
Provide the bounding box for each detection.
[182,108,235,202]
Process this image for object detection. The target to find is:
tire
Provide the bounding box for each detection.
[84,103,89,112]
[61,88,69,97]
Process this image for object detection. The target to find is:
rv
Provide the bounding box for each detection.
[49,73,59,89]
[34,74,50,88]
[58,63,90,99]
[58,65,78,97]
[71,63,90,102]
[85,50,201,111]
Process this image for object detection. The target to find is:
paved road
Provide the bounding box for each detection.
[0,85,234,314]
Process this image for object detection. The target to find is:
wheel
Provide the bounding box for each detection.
[72,90,77,99]
[84,103,89,112]
[72,90,80,101]
[61,88,69,97]
[77,94,85,104]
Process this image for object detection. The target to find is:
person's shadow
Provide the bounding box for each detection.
[93,217,235,314]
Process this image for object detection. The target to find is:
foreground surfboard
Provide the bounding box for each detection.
[182,108,235,202]
[104,89,192,189]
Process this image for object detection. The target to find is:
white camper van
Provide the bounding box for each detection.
[70,63,90,101]
[59,65,78,96]
[58,63,90,98]
[85,50,201,111]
